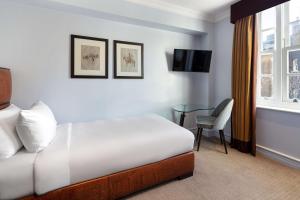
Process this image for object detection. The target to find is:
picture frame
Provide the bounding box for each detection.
[114,40,144,79]
[71,35,108,78]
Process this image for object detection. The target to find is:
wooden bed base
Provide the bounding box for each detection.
[22,152,194,200]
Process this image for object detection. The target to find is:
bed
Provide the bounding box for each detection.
[0,67,195,200]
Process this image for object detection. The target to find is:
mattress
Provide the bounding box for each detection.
[34,114,194,195]
[0,149,37,200]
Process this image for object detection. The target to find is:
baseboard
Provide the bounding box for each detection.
[189,127,300,169]
[256,145,300,169]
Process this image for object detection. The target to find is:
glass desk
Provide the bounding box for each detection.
[173,104,214,127]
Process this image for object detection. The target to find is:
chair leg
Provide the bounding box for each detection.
[197,128,203,151]
[219,130,228,154]
[219,131,223,144]
[196,128,200,142]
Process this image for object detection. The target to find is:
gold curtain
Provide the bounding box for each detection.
[231,15,257,155]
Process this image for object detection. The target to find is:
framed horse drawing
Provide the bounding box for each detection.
[114,40,144,79]
[71,35,108,79]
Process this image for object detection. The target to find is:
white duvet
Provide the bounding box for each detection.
[0,114,194,199]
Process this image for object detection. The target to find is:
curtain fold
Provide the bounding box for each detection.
[231,15,257,155]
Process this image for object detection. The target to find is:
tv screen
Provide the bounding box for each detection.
[173,49,212,72]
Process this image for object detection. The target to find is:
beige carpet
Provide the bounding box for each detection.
[127,137,300,200]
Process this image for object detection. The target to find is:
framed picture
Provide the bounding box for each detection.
[114,40,144,79]
[71,35,108,78]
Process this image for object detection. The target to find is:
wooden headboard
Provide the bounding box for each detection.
[0,67,12,110]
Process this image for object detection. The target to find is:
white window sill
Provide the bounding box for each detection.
[256,105,300,114]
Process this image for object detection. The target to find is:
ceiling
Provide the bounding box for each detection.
[126,0,239,21]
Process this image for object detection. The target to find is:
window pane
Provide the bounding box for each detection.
[261,54,273,74]
[289,0,300,23]
[288,76,300,101]
[289,0,300,46]
[261,7,276,30]
[262,30,275,51]
[261,77,272,97]
[290,22,300,46]
[288,49,300,73]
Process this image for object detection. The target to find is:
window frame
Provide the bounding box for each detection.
[282,2,300,103]
[257,2,300,110]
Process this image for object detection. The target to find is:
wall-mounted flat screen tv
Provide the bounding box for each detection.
[173,49,212,72]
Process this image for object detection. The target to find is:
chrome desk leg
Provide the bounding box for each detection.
[179,112,185,127]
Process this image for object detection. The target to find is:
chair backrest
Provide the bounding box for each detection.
[212,99,234,130]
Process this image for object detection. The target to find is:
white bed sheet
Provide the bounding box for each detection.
[0,149,37,200]
[34,123,72,195]
[34,114,194,195]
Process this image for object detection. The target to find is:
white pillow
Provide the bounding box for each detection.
[16,101,57,153]
[0,104,23,159]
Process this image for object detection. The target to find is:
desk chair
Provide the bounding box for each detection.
[195,99,234,154]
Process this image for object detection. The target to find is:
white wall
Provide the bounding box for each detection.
[210,18,234,138]
[213,17,300,160]
[212,19,234,106]
[0,2,212,124]
[256,109,300,160]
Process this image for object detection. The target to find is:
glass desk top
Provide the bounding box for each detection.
[173,104,214,113]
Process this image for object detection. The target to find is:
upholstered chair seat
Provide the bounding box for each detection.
[196,116,216,129]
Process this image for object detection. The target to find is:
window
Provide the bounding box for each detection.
[257,0,300,110]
